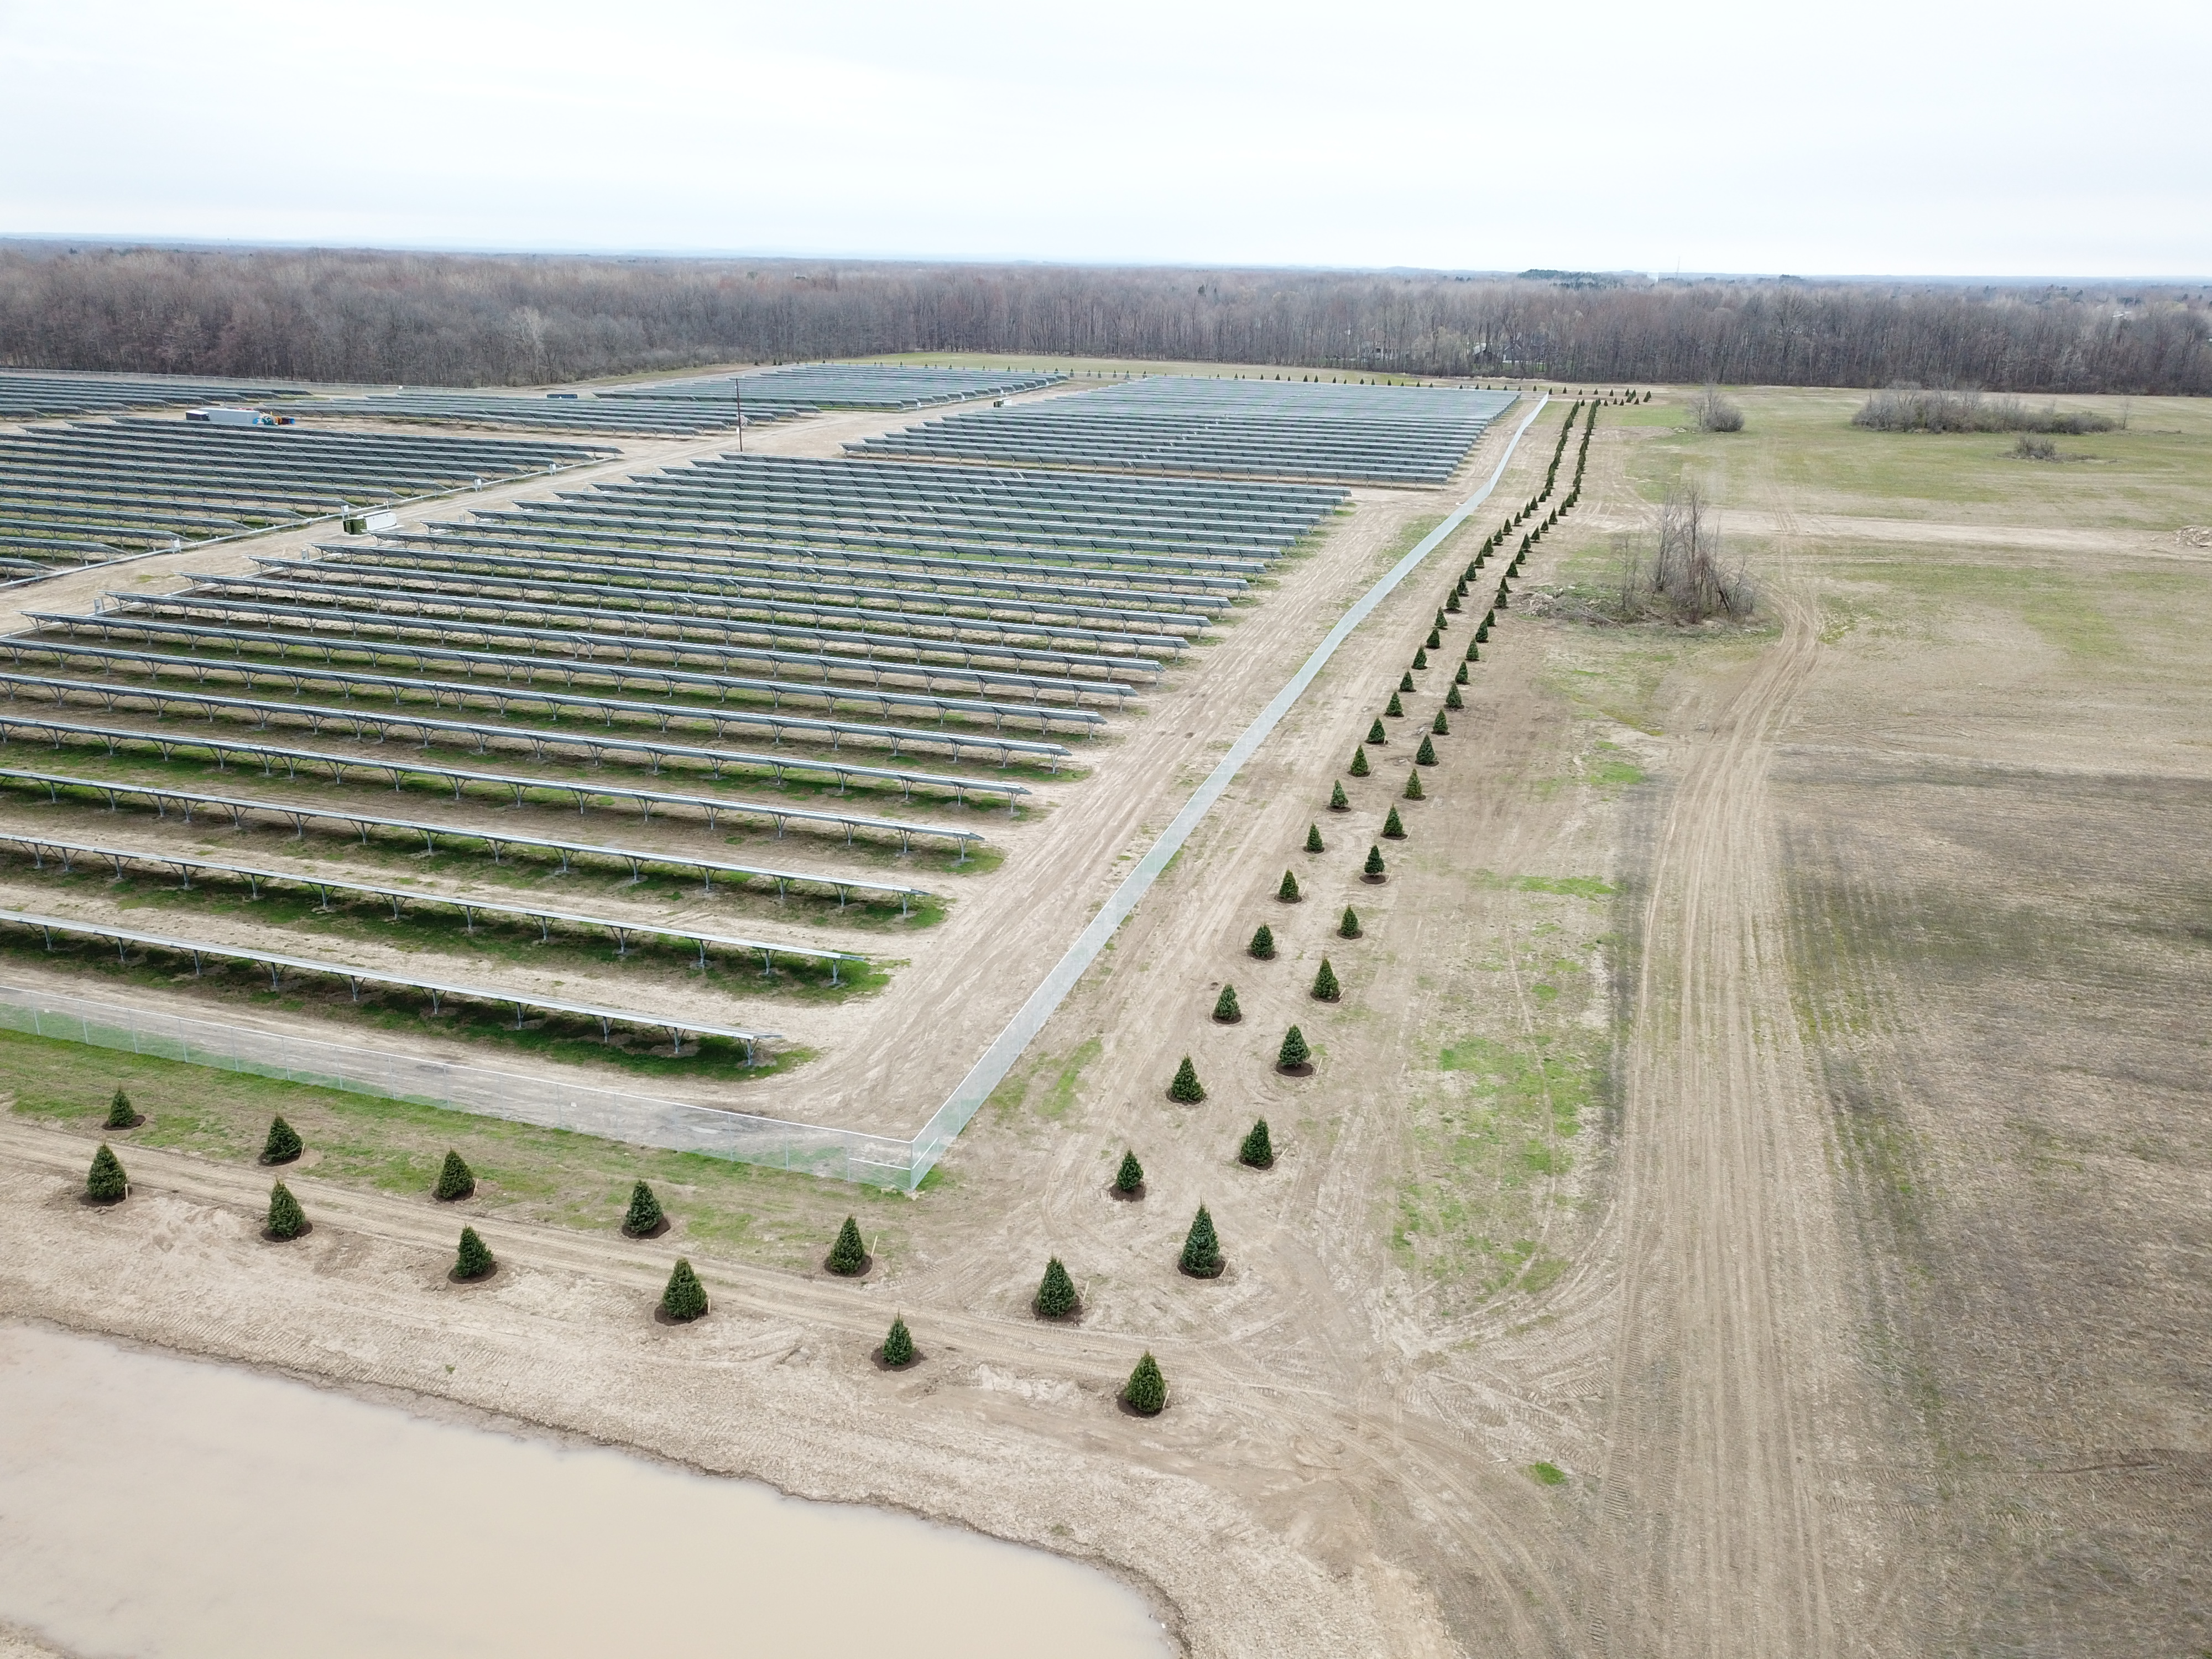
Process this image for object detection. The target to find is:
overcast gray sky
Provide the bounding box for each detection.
[3,0,2204,277]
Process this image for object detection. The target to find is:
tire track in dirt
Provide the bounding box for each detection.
[1582,587,1841,1656]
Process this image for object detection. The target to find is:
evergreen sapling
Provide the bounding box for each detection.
[1385,692,1404,718]
[1248,924,1276,960]
[1239,1118,1275,1168]
[1364,845,1388,881]
[1416,735,1439,766]
[1349,745,1371,776]
[434,1150,475,1202]
[453,1226,494,1281]
[1328,780,1350,811]
[1366,718,1387,744]
[104,1088,139,1130]
[1311,958,1340,1001]
[265,1180,307,1240]
[1304,822,1324,853]
[1123,1352,1168,1416]
[1168,1056,1207,1103]
[1338,905,1362,939]
[1034,1256,1078,1318]
[1432,708,1450,734]
[1180,1204,1224,1277]
[1278,869,1301,902]
[622,1180,664,1237]
[1276,1025,1312,1072]
[1212,983,1241,1022]
[1398,671,1415,693]
[661,1258,709,1322]
[1426,628,1442,650]
[828,1215,869,1275]
[1114,1150,1145,1195]
[1404,770,1426,801]
[1446,683,1464,709]
[1383,806,1406,839]
[881,1316,916,1369]
[86,1143,127,1203]
[260,1115,302,1165]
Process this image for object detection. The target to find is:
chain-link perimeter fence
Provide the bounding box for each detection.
[0,980,916,1188]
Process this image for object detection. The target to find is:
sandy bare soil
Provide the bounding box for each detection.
[5,384,2207,1658]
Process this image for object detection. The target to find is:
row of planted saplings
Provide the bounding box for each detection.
[1164,399,1604,1120]
[76,1091,1181,1418]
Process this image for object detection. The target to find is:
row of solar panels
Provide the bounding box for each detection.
[0,419,612,570]
[851,378,1520,484]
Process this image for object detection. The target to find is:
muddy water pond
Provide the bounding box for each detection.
[0,1323,1171,1659]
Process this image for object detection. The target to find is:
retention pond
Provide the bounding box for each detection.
[0,1322,1171,1658]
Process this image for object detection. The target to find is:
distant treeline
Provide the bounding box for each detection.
[2,242,2205,394]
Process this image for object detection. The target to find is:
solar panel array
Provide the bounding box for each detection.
[607,363,1064,409]
[0,370,314,422]
[0,418,613,573]
[0,443,1340,1070]
[285,389,813,438]
[850,375,1520,484]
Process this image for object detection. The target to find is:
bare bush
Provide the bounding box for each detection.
[1852,388,2115,435]
[1605,482,1755,623]
[2011,434,2060,461]
[1690,385,1745,431]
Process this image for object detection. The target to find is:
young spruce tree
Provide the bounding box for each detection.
[1364,845,1388,880]
[622,1180,664,1237]
[1416,735,1439,766]
[1454,660,1471,685]
[1349,744,1371,776]
[104,1088,139,1130]
[1114,1149,1145,1195]
[1398,671,1416,693]
[1426,628,1442,650]
[1278,869,1301,903]
[1366,717,1387,744]
[454,1226,494,1281]
[86,1143,127,1203]
[1385,691,1404,718]
[1212,983,1241,1022]
[1404,769,1426,801]
[881,1315,916,1368]
[265,1180,307,1240]
[661,1259,709,1322]
[1248,924,1276,960]
[1035,1256,1078,1318]
[1383,806,1406,839]
[1446,683,1464,709]
[1180,1204,1224,1277]
[828,1215,869,1275]
[1168,1056,1206,1104]
[1311,958,1341,1001]
[1123,1352,1168,1416]
[261,1115,302,1165]
[1276,1025,1312,1071]
[1338,905,1362,939]
[1432,708,1450,735]
[434,1150,476,1202]
[1305,822,1324,853]
[1328,779,1350,811]
[1239,1118,1275,1168]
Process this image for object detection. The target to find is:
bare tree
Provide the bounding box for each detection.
[1606,481,1754,623]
